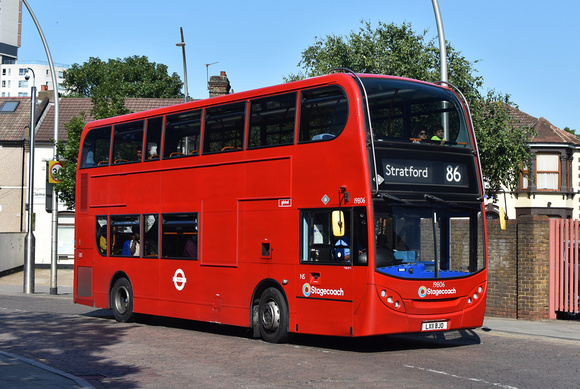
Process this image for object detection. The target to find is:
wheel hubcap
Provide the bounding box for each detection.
[115,286,129,315]
[261,300,280,331]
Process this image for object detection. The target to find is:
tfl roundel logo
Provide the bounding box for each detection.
[418,286,427,298]
[302,283,312,297]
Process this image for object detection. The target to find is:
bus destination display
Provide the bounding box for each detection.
[382,158,469,187]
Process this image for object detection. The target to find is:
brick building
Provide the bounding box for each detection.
[488,108,580,220]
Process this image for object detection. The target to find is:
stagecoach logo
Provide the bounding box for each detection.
[418,285,457,298]
[302,283,312,297]
[173,269,187,291]
[302,283,345,298]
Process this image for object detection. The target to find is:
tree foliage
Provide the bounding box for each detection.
[55,55,184,209]
[54,113,85,209]
[287,21,534,200]
[63,55,183,99]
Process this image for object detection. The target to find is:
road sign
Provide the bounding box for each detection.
[48,160,63,184]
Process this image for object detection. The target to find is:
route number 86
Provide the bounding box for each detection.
[446,165,462,183]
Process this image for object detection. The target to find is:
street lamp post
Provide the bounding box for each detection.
[22,0,60,295]
[23,68,36,294]
[432,0,449,138]
[176,27,189,102]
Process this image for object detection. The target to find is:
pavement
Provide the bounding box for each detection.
[0,269,579,388]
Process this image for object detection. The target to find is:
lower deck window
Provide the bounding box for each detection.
[110,215,141,257]
[161,213,198,259]
[300,207,367,265]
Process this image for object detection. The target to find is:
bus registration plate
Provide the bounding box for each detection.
[421,321,447,331]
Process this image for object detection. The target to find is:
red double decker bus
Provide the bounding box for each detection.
[74,71,487,342]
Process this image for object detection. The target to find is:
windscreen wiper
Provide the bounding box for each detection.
[424,194,450,204]
[381,193,412,205]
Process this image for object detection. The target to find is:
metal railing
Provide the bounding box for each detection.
[549,219,580,318]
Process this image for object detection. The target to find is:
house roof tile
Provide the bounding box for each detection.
[0,97,32,142]
[35,98,184,142]
[506,104,580,146]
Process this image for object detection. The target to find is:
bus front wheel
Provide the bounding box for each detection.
[111,278,135,323]
[258,287,289,343]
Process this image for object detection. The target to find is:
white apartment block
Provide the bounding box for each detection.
[1,62,68,97]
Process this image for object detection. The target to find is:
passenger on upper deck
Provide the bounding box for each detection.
[431,126,445,145]
[417,130,428,142]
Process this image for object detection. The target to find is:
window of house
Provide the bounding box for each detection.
[520,163,529,190]
[18,68,27,76]
[0,101,19,112]
[536,154,560,190]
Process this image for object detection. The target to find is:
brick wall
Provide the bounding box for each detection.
[486,216,550,320]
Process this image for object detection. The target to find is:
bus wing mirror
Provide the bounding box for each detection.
[332,210,345,237]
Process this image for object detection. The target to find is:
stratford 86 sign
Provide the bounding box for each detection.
[382,158,469,188]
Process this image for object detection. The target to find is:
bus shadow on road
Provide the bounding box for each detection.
[83,309,480,352]
[288,329,481,352]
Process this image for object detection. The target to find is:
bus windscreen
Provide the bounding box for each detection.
[362,78,472,148]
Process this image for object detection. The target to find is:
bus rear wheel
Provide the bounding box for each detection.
[111,278,134,323]
[258,287,289,343]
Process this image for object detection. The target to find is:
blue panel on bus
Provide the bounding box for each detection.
[377,262,467,278]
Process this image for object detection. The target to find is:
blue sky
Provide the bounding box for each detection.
[18,0,580,131]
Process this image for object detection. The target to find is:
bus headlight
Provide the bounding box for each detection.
[377,286,404,311]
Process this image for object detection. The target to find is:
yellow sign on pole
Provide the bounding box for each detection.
[48,160,63,184]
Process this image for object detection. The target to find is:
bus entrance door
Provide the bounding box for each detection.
[296,265,354,336]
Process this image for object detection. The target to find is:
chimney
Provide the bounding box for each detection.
[208,71,231,98]
[38,88,54,103]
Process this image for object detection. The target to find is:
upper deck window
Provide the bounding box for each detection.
[248,92,296,148]
[145,117,163,160]
[361,78,472,148]
[80,126,111,168]
[203,102,246,153]
[164,110,201,159]
[298,86,348,143]
[112,120,144,164]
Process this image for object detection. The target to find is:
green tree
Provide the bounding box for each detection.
[287,21,534,200]
[63,55,183,100]
[54,113,85,209]
[55,55,183,209]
